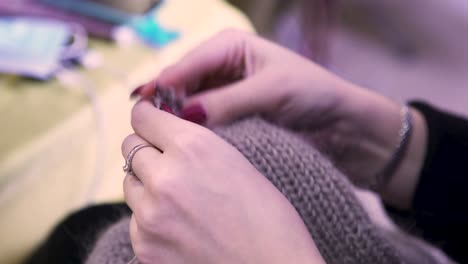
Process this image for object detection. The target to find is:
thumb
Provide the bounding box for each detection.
[181,73,275,126]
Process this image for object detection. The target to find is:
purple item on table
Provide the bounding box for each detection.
[0,0,114,39]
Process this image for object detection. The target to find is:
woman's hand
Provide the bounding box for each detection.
[135,29,427,209]
[121,101,325,264]
[139,29,350,129]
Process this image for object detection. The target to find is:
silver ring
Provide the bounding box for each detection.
[123,143,153,176]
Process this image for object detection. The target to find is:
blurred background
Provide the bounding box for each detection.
[231,0,468,116]
[0,0,467,263]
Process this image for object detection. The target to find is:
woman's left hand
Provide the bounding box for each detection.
[122,100,325,264]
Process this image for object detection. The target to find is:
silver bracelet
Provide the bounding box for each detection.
[127,255,138,264]
[372,104,413,191]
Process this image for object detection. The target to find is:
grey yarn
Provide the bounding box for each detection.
[86,117,451,264]
[215,117,401,264]
[86,217,134,264]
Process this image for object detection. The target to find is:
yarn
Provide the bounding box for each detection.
[86,117,452,264]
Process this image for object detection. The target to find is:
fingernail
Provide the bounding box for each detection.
[180,104,207,124]
[130,85,143,99]
[160,103,174,114]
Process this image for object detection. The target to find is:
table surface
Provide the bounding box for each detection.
[0,1,252,262]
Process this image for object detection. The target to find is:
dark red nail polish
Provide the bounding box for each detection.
[130,85,143,99]
[181,104,207,124]
[160,103,174,114]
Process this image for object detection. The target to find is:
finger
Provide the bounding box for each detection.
[131,100,200,150]
[122,133,163,186]
[129,215,145,261]
[183,72,275,126]
[139,79,158,99]
[130,78,159,101]
[130,214,161,264]
[129,215,139,246]
[157,29,252,95]
[123,173,144,215]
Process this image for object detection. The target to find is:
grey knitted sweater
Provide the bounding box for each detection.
[86,118,453,264]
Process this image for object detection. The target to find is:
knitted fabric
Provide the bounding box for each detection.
[215,117,401,263]
[86,117,452,264]
[86,217,134,264]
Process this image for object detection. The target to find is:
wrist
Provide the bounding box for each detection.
[380,108,427,209]
[330,83,405,186]
[336,85,427,209]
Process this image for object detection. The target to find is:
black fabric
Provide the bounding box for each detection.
[24,203,130,264]
[404,101,468,263]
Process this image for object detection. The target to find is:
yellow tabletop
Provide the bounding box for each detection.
[0,1,252,263]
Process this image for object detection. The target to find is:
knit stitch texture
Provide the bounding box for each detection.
[86,218,134,264]
[215,117,401,263]
[86,117,452,264]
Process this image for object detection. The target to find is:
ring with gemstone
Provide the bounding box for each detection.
[123,143,154,176]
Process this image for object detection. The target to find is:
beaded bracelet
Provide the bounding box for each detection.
[372,104,413,191]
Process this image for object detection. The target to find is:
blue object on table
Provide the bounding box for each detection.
[129,10,179,47]
[40,0,179,47]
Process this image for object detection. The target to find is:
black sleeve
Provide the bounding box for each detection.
[408,101,468,263]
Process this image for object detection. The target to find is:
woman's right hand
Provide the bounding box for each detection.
[136,29,427,209]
